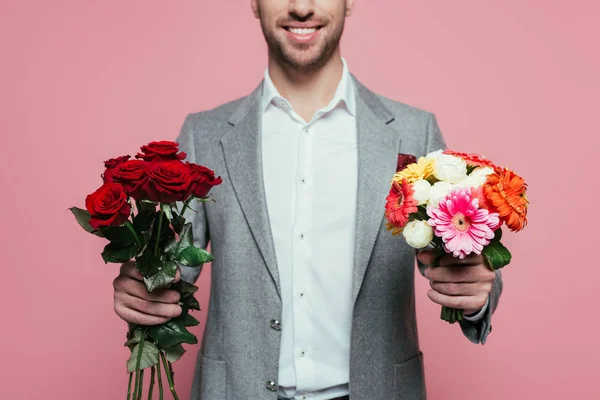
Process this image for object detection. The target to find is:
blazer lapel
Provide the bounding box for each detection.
[220,82,281,298]
[351,77,402,306]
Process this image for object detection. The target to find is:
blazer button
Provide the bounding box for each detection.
[270,319,281,330]
[265,380,278,391]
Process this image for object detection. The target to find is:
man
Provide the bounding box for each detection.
[113,1,502,399]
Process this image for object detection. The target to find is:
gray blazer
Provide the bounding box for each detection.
[176,76,502,400]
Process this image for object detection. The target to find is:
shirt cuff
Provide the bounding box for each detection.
[463,296,489,322]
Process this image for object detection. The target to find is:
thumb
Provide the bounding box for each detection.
[417,250,436,266]
[173,265,181,283]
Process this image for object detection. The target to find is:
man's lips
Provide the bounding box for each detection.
[282,25,323,43]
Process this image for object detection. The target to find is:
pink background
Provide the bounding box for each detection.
[1,0,598,398]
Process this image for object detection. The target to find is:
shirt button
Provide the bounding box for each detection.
[301,178,306,184]
[300,233,305,239]
[304,128,309,134]
[265,380,278,391]
[301,351,305,357]
[300,293,305,298]
[270,319,281,330]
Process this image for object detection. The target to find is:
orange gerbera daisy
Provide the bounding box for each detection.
[483,168,528,231]
[443,150,498,169]
[385,179,418,235]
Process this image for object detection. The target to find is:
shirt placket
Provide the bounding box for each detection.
[291,118,315,396]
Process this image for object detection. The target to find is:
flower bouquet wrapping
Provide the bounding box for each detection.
[385,150,528,323]
[70,141,222,399]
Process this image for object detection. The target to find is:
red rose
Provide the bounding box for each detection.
[187,163,222,198]
[111,160,148,199]
[136,141,186,161]
[145,160,194,203]
[103,155,131,182]
[85,182,131,229]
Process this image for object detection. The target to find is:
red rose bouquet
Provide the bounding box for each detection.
[70,141,221,399]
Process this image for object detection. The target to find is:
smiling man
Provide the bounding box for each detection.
[112,1,502,399]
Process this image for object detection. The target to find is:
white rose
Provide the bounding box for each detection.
[424,149,444,161]
[432,154,467,183]
[428,181,456,207]
[457,166,494,189]
[412,179,431,205]
[402,220,434,249]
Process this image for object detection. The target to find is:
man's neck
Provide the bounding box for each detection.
[267,50,344,123]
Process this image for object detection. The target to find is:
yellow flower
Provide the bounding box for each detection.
[393,157,435,184]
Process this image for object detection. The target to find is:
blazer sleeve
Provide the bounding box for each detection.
[175,113,210,285]
[417,112,503,345]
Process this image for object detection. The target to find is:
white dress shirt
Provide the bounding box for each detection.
[261,58,485,399]
[262,58,357,399]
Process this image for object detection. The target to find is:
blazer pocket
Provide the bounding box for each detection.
[199,355,227,400]
[393,351,426,400]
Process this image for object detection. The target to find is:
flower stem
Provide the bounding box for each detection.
[137,369,144,400]
[148,366,156,400]
[154,210,164,258]
[179,197,194,219]
[160,351,179,400]
[127,372,133,400]
[125,221,143,248]
[156,354,164,400]
[133,328,147,399]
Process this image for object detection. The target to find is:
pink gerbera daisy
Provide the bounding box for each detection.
[385,179,418,235]
[427,188,500,259]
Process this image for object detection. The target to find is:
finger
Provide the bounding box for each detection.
[118,278,181,304]
[426,265,495,283]
[114,303,172,326]
[430,281,492,296]
[173,265,181,283]
[438,253,484,267]
[120,261,143,281]
[417,250,436,266]
[117,292,182,319]
[427,289,488,311]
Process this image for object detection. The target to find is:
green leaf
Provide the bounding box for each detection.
[482,239,512,270]
[171,212,186,235]
[147,319,197,348]
[69,207,104,237]
[181,295,200,311]
[184,313,200,327]
[124,329,142,350]
[101,225,135,246]
[143,261,178,292]
[165,223,193,258]
[164,344,186,363]
[171,280,198,297]
[136,249,162,277]
[126,341,160,373]
[101,242,138,263]
[133,211,154,234]
[176,246,214,268]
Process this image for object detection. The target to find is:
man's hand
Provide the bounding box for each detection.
[418,250,495,315]
[113,261,182,325]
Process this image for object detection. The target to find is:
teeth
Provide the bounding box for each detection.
[288,27,317,36]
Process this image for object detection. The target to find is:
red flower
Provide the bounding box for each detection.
[85,182,131,229]
[144,160,194,203]
[136,141,186,162]
[187,163,223,198]
[443,150,498,169]
[111,160,149,199]
[385,179,418,234]
[103,155,131,182]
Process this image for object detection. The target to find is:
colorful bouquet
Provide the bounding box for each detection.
[70,141,221,399]
[385,150,528,323]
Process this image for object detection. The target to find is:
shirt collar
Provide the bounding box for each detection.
[261,57,356,117]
